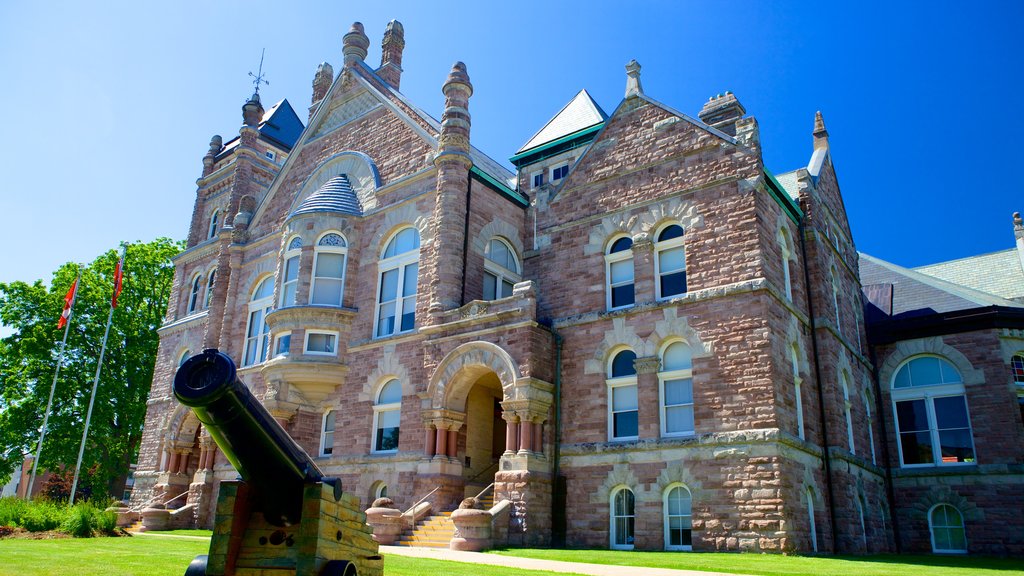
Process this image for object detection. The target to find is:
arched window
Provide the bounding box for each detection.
[807,487,818,553]
[655,224,687,300]
[203,269,216,310]
[892,355,975,466]
[178,349,191,367]
[320,410,336,457]
[483,237,520,300]
[280,236,302,307]
[187,274,202,314]
[851,288,863,354]
[841,371,855,454]
[779,227,793,302]
[242,277,274,366]
[929,504,966,553]
[311,233,347,307]
[856,493,868,550]
[831,267,842,334]
[610,487,635,550]
[663,484,692,551]
[792,344,804,440]
[605,236,634,310]
[1013,354,1024,423]
[375,228,419,338]
[607,349,638,441]
[207,209,219,239]
[659,342,694,437]
[375,482,388,500]
[865,387,877,465]
[373,379,402,452]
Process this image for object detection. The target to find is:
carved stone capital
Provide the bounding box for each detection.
[634,355,661,374]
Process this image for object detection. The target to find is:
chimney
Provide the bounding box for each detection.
[436,61,473,159]
[698,92,746,137]
[378,20,405,90]
[310,62,334,120]
[1014,212,1024,276]
[342,22,369,67]
[813,110,829,150]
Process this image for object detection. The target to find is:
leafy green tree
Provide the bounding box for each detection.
[0,238,182,498]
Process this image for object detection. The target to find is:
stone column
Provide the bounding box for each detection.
[446,428,459,459]
[632,236,655,305]
[167,452,180,474]
[532,422,544,454]
[503,413,519,456]
[435,426,448,460]
[424,424,436,458]
[518,418,533,455]
[635,356,661,440]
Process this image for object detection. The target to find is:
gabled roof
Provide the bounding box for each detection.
[289,174,362,218]
[914,248,1024,302]
[858,252,1024,322]
[219,98,305,157]
[774,170,801,201]
[516,90,608,155]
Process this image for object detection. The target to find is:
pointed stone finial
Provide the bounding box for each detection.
[699,92,747,136]
[813,110,829,150]
[208,135,223,156]
[343,22,370,65]
[379,20,406,90]
[202,135,223,175]
[1014,212,1023,237]
[437,62,473,163]
[242,93,264,127]
[310,62,334,119]
[443,61,473,96]
[625,59,643,98]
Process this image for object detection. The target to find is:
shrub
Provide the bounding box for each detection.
[62,502,97,537]
[95,507,118,534]
[21,500,66,532]
[0,497,29,527]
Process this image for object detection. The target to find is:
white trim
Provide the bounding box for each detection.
[654,224,687,301]
[374,228,420,339]
[607,348,639,442]
[662,483,693,551]
[659,340,695,438]
[550,161,571,183]
[304,330,339,356]
[483,237,521,300]
[279,235,302,307]
[609,485,635,550]
[273,331,292,357]
[309,231,348,308]
[203,268,217,310]
[792,344,805,440]
[891,355,976,468]
[605,235,635,311]
[928,503,968,554]
[207,209,219,240]
[187,273,202,314]
[320,409,336,457]
[807,487,818,553]
[242,276,274,367]
[841,371,855,455]
[372,379,402,453]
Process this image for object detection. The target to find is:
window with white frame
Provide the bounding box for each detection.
[660,342,694,437]
[856,493,868,550]
[208,209,219,239]
[178,349,191,367]
[551,162,570,182]
[242,277,274,366]
[320,410,335,456]
[373,379,402,452]
[187,274,202,314]
[1014,354,1024,423]
[280,236,302,307]
[305,331,338,356]
[610,487,635,550]
[605,236,635,310]
[929,504,967,553]
[607,349,638,441]
[792,344,805,440]
[655,224,687,300]
[831,267,842,334]
[375,228,420,338]
[841,371,855,454]
[807,487,818,552]
[265,150,276,162]
[203,269,216,309]
[892,355,975,466]
[664,484,693,551]
[531,171,544,188]
[851,288,864,354]
[780,227,793,301]
[375,483,388,499]
[311,233,347,307]
[274,332,291,357]
[483,237,520,300]
[865,387,877,465]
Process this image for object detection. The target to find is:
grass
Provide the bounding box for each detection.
[152,529,214,538]
[0,537,577,576]
[489,548,1024,576]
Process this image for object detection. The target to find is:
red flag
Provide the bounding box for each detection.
[111,252,125,308]
[57,277,78,328]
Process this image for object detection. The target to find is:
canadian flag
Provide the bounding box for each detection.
[111,251,125,308]
[57,277,78,329]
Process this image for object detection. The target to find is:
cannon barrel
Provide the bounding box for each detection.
[173,348,339,526]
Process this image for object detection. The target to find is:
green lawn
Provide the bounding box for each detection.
[151,529,214,538]
[0,537,577,576]
[489,548,1024,576]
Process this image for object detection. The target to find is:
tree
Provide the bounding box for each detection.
[0,238,182,498]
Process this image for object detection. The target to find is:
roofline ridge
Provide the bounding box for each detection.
[913,247,1018,269]
[517,88,604,153]
[859,252,1023,308]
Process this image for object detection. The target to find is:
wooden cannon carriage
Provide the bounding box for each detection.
[174,349,382,576]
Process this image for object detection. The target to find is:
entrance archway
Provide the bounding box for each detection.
[460,372,506,493]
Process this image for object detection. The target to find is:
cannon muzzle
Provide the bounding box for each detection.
[174,348,340,526]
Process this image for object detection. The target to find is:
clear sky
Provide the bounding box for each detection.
[1,1,1022,291]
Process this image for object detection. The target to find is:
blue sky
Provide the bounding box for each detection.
[1,1,1022,291]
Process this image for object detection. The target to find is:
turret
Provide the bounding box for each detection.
[378,20,405,90]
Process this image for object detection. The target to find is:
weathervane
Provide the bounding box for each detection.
[249,48,270,98]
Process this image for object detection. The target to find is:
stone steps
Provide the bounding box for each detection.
[394,513,455,548]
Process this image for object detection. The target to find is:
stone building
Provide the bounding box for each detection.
[129,21,1024,555]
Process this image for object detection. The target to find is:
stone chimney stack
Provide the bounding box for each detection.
[698,92,746,137]
[1014,212,1024,275]
[813,110,829,150]
[423,62,474,321]
[378,20,405,90]
[343,22,369,67]
[310,62,334,120]
[202,135,222,176]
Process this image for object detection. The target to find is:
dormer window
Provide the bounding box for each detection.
[265,150,276,162]
[532,172,544,188]
[483,238,521,300]
[551,163,570,181]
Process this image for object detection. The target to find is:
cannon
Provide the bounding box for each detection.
[173,349,382,576]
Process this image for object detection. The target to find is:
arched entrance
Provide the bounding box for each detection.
[459,371,506,496]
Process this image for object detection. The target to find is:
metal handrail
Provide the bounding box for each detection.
[163,490,190,508]
[403,486,439,516]
[474,483,495,501]
[466,460,500,485]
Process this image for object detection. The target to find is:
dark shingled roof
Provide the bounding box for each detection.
[858,252,1024,323]
[290,175,363,218]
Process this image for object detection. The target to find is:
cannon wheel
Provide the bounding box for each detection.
[183,554,208,576]
[321,560,357,576]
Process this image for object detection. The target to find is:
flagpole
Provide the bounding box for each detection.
[70,246,124,505]
[27,268,81,500]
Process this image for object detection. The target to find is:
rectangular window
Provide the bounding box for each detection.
[611,384,639,439]
[281,256,299,306]
[321,410,335,456]
[609,259,635,309]
[265,150,276,161]
[896,394,975,466]
[551,163,569,181]
[311,252,345,306]
[305,331,337,356]
[663,377,695,435]
[274,333,291,357]
[375,408,400,452]
[532,171,544,188]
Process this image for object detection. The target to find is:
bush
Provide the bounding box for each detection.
[62,503,97,537]
[0,498,117,536]
[95,507,118,535]
[0,497,29,527]
[21,500,66,532]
